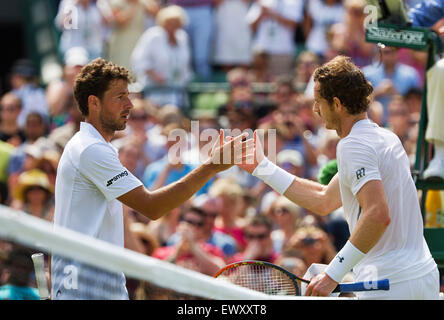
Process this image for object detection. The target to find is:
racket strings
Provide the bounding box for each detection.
[220,264,298,295]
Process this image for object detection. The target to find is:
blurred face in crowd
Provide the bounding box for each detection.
[180,209,206,241]
[24,113,46,142]
[381,47,398,70]
[243,224,271,246]
[388,99,410,138]
[0,94,21,124]
[163,17,183,35]
[119,144,141,174]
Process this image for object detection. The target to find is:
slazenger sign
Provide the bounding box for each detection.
[366,25,428,49]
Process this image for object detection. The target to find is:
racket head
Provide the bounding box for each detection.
[214,260,305,296]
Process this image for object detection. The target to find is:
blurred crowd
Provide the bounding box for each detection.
[0,0,435,299]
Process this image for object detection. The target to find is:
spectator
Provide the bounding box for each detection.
[142,123,212,196]
[55,0,108,59]
[47,98,84,153]
[172,0,215,81]
[327,0,375,68]
[362,46,422,125]
[148,206,182,247]
[213,0,253,70]
[304,0,345,59]
[167,194,238,258]
[209,178,247,250]
[230,214,279,263]
[246,0,304,79]
[0,93,25,147]
[131,5,192,108]
[107,0,159,71]
[152,206,226,275]
[387,95,412,152]
[0,141,14,204]
[113,99,167,179]
[293,51,321,93]
[289,226,337,268]
[7,113,49,198]
[11,169,55,222]
[0,245,40,300]
[269,196,303,254]
[46,47,89,128]
[9,60,49,128]
[276,249,307,277]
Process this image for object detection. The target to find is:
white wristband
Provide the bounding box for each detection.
[325,240,366,283]
[252,157,294,195]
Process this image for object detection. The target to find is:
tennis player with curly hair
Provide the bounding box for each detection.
[51,58,247,299]
[240,55,439,299]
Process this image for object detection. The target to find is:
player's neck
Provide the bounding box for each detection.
[338,113,368,138]
[86,119,114,142]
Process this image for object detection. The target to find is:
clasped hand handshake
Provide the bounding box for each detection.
[206,129,265,174]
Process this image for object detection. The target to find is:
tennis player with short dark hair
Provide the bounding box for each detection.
[240,56,439,299]
[51,58,246,299]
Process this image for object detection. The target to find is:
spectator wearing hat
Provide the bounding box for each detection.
[11,169,55,222]
[0,93,25,147]
[9,60,49,128]
[46,47,89,128]
[131,5,192,108]
[0,245,40,300]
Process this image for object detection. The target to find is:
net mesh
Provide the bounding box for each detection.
[215,263,299,296]
[1,205,322,300]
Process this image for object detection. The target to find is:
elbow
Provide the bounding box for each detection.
[376,206,391,228]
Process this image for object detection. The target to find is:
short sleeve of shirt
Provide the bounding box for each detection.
[338,138,381,196]
[79,143,142,201]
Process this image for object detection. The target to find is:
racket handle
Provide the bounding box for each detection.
[333,279,390,293]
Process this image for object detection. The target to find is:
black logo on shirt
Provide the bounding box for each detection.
[356,168,365,180]
[106,170,128,187]
[337,255,345,263]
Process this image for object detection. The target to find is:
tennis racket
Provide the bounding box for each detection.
[31,253,50,300]
[214,260,389,296]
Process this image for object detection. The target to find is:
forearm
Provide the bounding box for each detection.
[124,163,217,220]
[283,177,333,215]
[349,205,390,253]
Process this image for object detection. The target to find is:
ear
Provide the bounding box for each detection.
[332,97,342,112]
[87,95,100,113]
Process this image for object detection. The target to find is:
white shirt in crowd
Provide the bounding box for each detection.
[131,26,192,106]
[51,122,142,300]
[305,0,345,56]
[246,0,304,55]
[337,119,437,285]
[55,0,107,59]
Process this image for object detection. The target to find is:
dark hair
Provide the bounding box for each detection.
[313,55,373,115]
[244,214,273,232]
[73,58,131,116]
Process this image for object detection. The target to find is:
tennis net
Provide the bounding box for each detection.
[1,205,327,300]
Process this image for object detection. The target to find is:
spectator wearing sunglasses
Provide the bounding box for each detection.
[152,205,226,276]
[229,214,279,264]
[167,195,238,258]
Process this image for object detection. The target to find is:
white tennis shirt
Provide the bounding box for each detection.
[337,119,437,284]
[51,122,142,299]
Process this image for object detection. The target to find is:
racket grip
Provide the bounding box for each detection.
[334,279,390,293]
